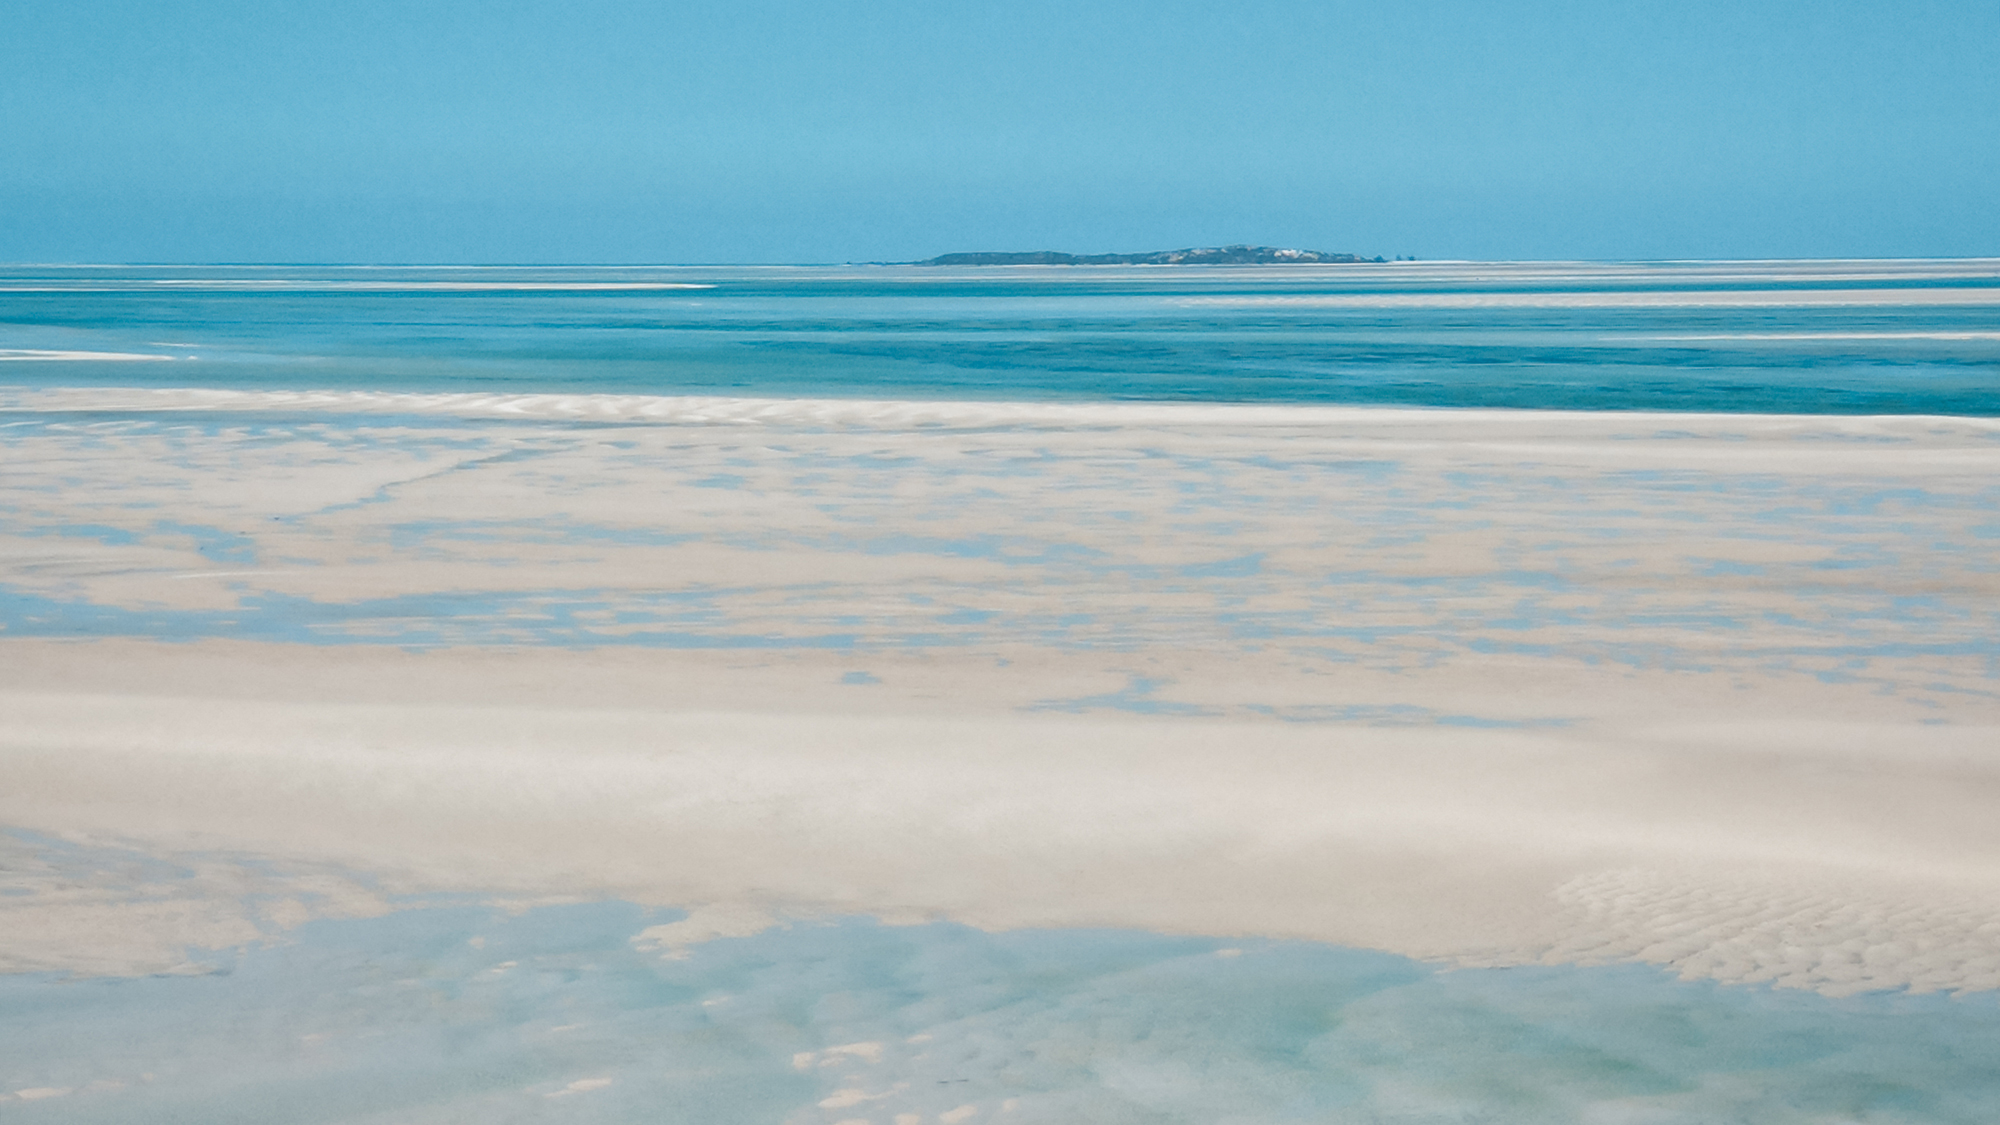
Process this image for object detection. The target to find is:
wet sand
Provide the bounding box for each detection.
[3,390,1997,995]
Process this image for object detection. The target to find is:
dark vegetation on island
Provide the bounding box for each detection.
[913,245,1385,266]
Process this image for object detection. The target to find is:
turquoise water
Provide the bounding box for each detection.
[4,261,1997,412]
[5,841,1999,1125]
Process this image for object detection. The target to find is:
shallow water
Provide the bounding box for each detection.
[4,260,1998,412]
[5,834,1999,1125]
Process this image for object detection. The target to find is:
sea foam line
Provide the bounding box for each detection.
[0,281,713,292]
[1623,331,2000,341]
[0,350,176,362]
[1186,288,2000,309]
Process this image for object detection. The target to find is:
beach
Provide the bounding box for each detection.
[6,390,1996,1001]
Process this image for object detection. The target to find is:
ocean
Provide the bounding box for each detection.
[4,258,1998,412]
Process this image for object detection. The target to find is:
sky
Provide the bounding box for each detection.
[3,0,1996,263]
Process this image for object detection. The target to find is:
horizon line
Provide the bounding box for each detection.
[6,255,2000,269]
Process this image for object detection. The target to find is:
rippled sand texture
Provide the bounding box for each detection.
[2,390,1998,995]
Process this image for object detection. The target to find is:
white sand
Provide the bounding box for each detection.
[0,349,177,361]
[2,390,1997,994]
[1187,288,2000,308]
[3,655,1996,995]
[12,382,2000,433]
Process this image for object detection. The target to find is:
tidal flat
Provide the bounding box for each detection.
[3,387,1998,1120]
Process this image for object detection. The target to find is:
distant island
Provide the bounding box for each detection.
[913,245,1384,266]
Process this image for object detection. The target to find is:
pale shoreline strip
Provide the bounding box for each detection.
[0,350,178,362]
[1185,287,2000,308]
[0,282,713,292]
[5,384,2000,432]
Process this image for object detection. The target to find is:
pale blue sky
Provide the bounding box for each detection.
[3,0,1995,263]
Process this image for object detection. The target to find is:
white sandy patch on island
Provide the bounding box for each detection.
[632,903,779,959]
